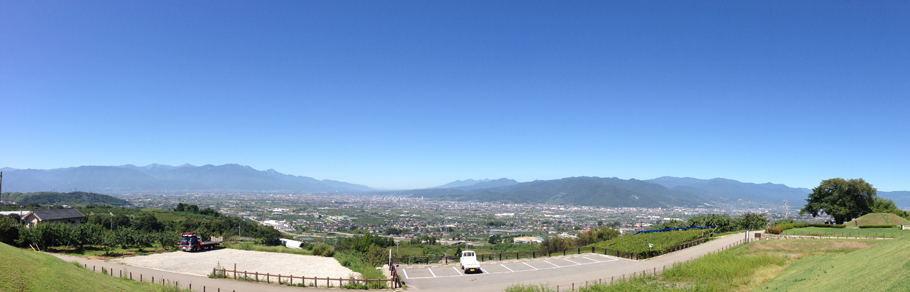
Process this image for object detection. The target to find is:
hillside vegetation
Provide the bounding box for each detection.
[0,242,187,292]
[1,191,129,207]
[758,238,910,290]
[843,212,910,228]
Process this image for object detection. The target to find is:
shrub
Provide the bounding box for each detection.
[859,225,896,229]
[312,244,334,257]
[765,222,845,234]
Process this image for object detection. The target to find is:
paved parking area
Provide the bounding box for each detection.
[400,253,626,280]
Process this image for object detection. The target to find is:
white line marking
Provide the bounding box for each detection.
[564,258,582,265]
[500,264,515,272]
[542,260,559,267]
[480,267,489,274]
[428,268,437,278]
[402,268,409,279]
[522,262,538,270]
[453,267,463,276]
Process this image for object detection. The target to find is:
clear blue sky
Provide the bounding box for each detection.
[2,1,908,191]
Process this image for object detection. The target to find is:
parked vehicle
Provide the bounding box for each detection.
[178,232,222,252]
[459,250,481,273]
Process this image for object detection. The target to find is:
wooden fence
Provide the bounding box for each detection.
[212,268,394,289]
[394,235,711,266]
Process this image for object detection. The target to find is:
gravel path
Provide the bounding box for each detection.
[113,249,361,279]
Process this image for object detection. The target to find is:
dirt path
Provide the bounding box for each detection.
[48,249,364,292]
[112,249,359,279]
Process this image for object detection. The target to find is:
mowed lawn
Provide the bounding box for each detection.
[0,243,187,292]
[779,227,910,238]
[758,237,910,291]
[843,213,910,228]
[506,238,893,292]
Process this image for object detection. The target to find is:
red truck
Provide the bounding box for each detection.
[178,232,223,251]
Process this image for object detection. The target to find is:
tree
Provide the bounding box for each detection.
[488,234,502,244]
[800,178,877,224]
[735,213,769,230]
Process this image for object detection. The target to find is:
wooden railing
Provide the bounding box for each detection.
[212,268,394,289]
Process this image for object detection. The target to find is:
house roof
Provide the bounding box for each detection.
[28,209,85,221]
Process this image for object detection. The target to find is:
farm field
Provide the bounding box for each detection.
[779,227,910,238]
[588,228,712,254]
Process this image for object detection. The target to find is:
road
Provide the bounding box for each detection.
[400,231,760,292]
[46,231,759,292]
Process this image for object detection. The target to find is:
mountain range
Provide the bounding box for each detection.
[0,164,373,193]
[2,164,908,209]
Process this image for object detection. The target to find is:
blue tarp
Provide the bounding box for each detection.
[633,225,716,235]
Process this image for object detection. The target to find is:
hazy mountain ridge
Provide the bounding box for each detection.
[0,164,373,193]
[880,191,910,209]
[647,176,812,203]
[431,178,519,190]
[3,165,896,208]
[384,177,704,208]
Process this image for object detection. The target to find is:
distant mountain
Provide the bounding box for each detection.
[647,176,811,203]
[0,164,374,193]
[387,177,705,208]
[880,191,910,209]
[431,178,519,190]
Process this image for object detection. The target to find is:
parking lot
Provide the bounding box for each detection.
[400,253,626,280]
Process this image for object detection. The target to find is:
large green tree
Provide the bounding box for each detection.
[800,178,877,224]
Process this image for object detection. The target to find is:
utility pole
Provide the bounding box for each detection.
[0,171,3,209]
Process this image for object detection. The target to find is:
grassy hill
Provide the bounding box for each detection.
[844,212,910,228]
[0,242,185,292]
[1,191,129,207]
[758,237,910,290]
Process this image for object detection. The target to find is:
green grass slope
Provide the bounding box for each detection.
[757,237,910,291]
[0,242,167,292]
[844,213,910,228]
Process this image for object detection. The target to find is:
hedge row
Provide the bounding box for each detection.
[859,225,897,229]
[765,223,846,234]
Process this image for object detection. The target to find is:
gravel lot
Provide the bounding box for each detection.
[113,249,361,280]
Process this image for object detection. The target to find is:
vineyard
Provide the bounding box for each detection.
[588,228,714,255]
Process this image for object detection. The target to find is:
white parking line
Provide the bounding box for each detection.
[564,258,582,265]
[500,264,515,272]
[428,268,437,278]
[402,268,409,279]
[480,267,489,274]
[542,260,560,267]
[522,262,538,270]
[453,267,463,275]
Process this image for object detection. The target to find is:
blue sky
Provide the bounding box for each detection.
[2,1,908,190]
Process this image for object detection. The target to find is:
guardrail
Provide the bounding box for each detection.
[211,268,393,289]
